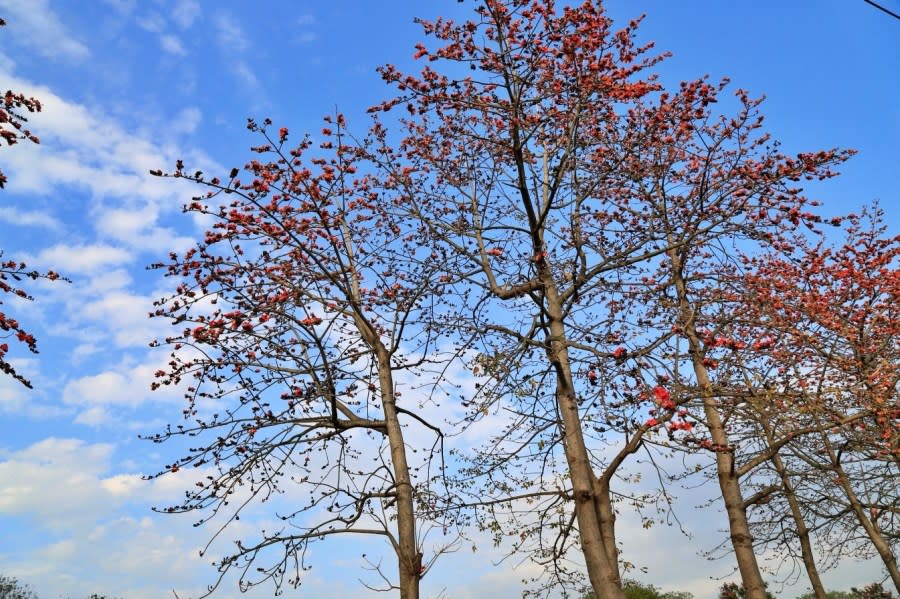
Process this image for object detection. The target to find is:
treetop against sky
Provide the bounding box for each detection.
[0,2,897,599]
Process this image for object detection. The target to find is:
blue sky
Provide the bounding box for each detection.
[0,1,897,598]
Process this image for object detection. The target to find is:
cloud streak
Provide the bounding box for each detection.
[0,0,90,61]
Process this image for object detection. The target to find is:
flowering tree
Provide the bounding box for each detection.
[145,3,879,598]
[737,209,900,590]
[0,18,64,388]
[147,118,458,599]
[627,82,851,598]
[366,0,850,596]
[369,2,694,596]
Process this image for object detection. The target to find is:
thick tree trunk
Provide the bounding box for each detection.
[377,345,421,599]
[544,279,626,599]
[595,476,621,579]
[669,252,769,599]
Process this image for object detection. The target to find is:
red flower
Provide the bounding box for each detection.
[612,346,626,360]
[653,385,674,410]
[653,385,670,402]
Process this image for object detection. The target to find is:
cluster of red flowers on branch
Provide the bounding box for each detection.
[0,20,67,388]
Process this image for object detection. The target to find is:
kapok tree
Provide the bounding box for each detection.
[0,18,64,388]
[600,67,853,597]
[685,211,898,598]
[147,117,456,599]
[739,208,899,591]
[377,1,855,596]
[370,2,746,597]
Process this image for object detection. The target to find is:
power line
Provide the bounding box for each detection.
[863,0,900,20]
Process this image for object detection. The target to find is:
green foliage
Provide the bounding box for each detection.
[849,583,896,599]
[0,575,124,599]
[0,575,38,599]
[582,580,693,599]
[719,581,775,599]
[795,584,897,599]
[624,579,667,599]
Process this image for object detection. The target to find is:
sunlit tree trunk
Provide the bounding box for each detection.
[543,274,626,599]
[669,250,769,599]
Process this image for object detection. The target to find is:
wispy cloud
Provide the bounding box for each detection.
[214,12,249,52]
[62,354,182,418]
[135,11,165,33]
[232,60,260,89]
[0,70,221,257]
[34,243,132,274]
[159,33,186,56]
[172,106,202,134]
[100,0,136,15]
[0,435,298,599]
[0,0,90,61]
[172,0,200,29]
[294,13,317,43]
[0,207,62,230]
[136,11,188,56]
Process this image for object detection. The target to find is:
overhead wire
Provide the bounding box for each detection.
[863,0,900,20]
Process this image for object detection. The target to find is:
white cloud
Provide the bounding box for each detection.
[95,206,195,253]
[174,106,202,134]
[0,70,221,257]
[0,436,249,599]
[100,0,136,15]
[160,33,186,56]
[86,267,133,292]
[74,405,115,426]
[3,88,161,198]
[214,13,249,52]
[101,472,145,496]
[75,290,161,347]
[0,207,62,229]
[136,11,165,33]
[0,358,35,412]
[293,13,317,44]
[134,12,189,58]
[172,0,200,29]
[0,438,118,526]
[34,243,132,274]
[0,0,90,61]
[62,352,186,419]
[233,60,260,89]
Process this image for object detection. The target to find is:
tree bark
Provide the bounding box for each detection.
[819,431,900,591]
[669,250,769,599]
[595,476,621,580]
[543,276,626,599]
[377,345,421,599]
[755,411,827,599]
